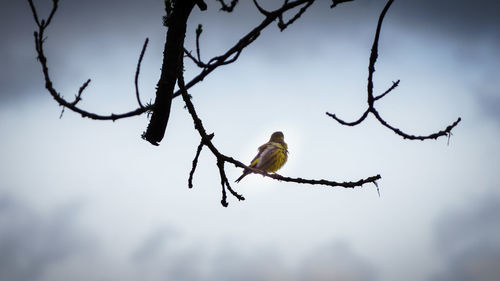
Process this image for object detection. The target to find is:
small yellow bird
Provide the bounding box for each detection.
[235,131,289,182]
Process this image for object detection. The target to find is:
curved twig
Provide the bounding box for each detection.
[28,0,150,121]
[174,0,318,99]
[178,61,380,206]
[327,0,461,141]
[217,0,239,12]
[135,38,149,109]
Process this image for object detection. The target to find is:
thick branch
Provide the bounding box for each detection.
[142,0,197,145]
[188,133,214,189]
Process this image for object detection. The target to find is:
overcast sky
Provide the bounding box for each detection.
[1,0,500,281]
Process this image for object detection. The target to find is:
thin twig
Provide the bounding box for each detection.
[374,80,399,101]
[184,49,208,68]
[277,0,313,31]
[135,38,149,109]
[195,24,202,62]
[188,133,214,188]
[217,0,239,12]
[173,0,317,99]
[330,0,354,8]
[326,109,369,126]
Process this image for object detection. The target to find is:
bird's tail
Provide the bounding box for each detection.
[235,170,250,183]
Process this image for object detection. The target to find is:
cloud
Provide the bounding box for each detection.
[477,91,500,127]
[127,232,378,281]
[298,241,378,281]
[0,194,92,281]
[431,193,500,281]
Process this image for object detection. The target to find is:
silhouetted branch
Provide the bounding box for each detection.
[330,0,354,8]
[143,0,198,145]
[178,61,380,206]
[374,80,399,101]
[195,24,203,62]
[184,49,208,68]
[326,0,461,141]
[217,0,239,12]
[188,133,214,189]
[183,24,209,68]
[326,109,369,126]
[28,0,461,206]
[135,38,149,109]
[28,0,150,121]
[174,0,322,99]
[277,0,313,31]
[372,109,462,140]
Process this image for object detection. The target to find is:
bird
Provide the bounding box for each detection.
[235,131,288,183]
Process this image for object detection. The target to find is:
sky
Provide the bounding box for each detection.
[1,0,500,280]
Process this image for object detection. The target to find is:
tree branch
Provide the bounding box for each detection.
[326,0,461,141]
[174,0,321,99]
[330,0,354,8]
[28,0,150,121]
[178,60,380,206]
[135,38,149,109]
[142,0,198,145]
[277,0,313,31]
[217,0,239,12]
[188,133,214,189]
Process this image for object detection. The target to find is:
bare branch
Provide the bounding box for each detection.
[277,0,313,31]
[44,0,59,27]
[178,58,380,206]
[28,0,150,121]
[173,0,316,99]
[326,109,369,126]
[195,24,203,62]
[330,0,354,8]
[374,80,399,101]
[27,0,41,27]
[143,0,197,145]
[188,133,214,189]
[184,49,208,68]
[217,0,239,12]
[372,109,462,140]
[264,172,381,188]
[217,159,245,207]
[135,38,149,109]
[327,0,462,141]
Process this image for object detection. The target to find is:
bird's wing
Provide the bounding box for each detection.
[253,143,281,169]
[249,142,273,168]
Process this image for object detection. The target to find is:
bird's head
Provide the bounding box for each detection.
[269,131,285,143]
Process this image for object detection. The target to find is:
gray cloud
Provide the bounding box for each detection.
[477,89,500,127]
[0,194,92,281]
[298,241,378,281]
[128,231,377,281]
[432,193,500,281]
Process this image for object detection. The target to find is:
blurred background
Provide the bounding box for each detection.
[1,0,499,280]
